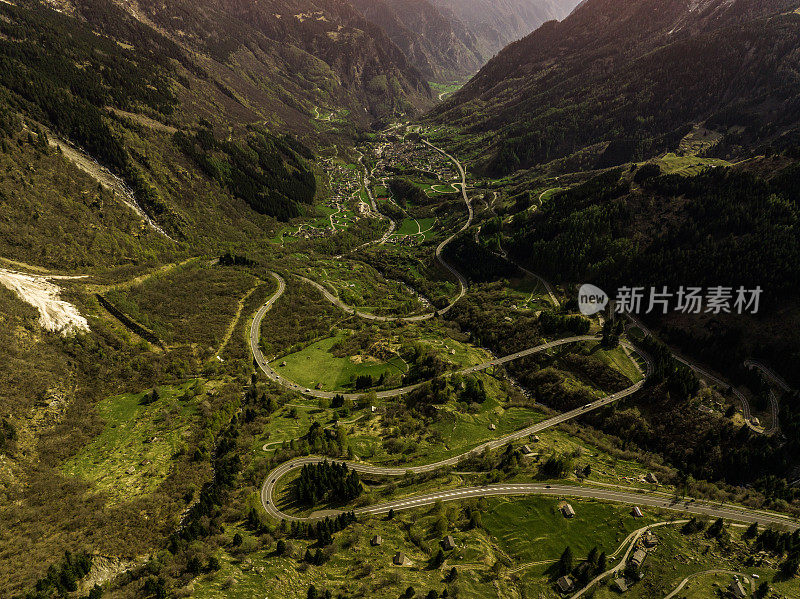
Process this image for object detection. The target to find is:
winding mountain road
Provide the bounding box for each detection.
[252,281,644,402]
[423,140,472,313]
[626,314,771,431]
[745,359,794,434]
[250,131,797,535]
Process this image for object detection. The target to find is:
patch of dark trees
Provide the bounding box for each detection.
[174,123,316,220]
[388,178,431,207]
[293,460,362,506]
[17,551,97,599]
[441,237,517,283]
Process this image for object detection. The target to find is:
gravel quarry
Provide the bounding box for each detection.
[0,268,90,335]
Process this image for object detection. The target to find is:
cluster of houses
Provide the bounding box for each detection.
[290,225,331,240]
[372,137,457,184]
[555,513,655,595]
[385,234,422,247]
[611,527,659,594]
[285,158,363,240]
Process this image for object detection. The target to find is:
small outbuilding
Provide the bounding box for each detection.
[489,423,496,431]
[728,579,747,598]
[643,531,659,547]
[520,444,533,455]
[613,577,629,592]
[561,504,576,518]
[371,535,382,546]
[556,575,575,593]
[632,506,644,518]
[629,549,646,569]
[393,551,406,566]
[645,472,658,484]
[442,535,456,551]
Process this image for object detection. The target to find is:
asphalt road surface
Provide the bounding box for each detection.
[252,290,644,402]
[250,134,797,535]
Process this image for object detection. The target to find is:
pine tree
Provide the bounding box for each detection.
[587,546,598,566]
[597,551,607,573]
[559,546,573,575]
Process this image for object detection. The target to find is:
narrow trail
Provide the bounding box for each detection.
[214,282,263,358]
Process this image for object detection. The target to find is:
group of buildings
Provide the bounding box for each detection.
[372,135,457,184]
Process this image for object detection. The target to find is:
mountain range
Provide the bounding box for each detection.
[432,0,800,174]
[350,0,578,81]
[2,1,800,596]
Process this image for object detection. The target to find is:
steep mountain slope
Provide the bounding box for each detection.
[68,0,432,122]
[350,0,483,81]
[431,0,800,174]
[430,0,579,57]
[0,0,435,253]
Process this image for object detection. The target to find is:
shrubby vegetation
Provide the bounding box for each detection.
[18,551,94,599]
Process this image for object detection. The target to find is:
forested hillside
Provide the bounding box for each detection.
[0,0,436,254]
[503,159,800,381]
[431,0,800,175]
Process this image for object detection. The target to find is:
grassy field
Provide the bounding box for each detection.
[501,275,553,311]
[305,259,426,315]
[271,334,408,392]
[188,496,671,599]
[270,320,492,393]
[654,153,732,176]
[429,80,466,100]
[356,405,548,467]
[483,496,657,565]
[591,346,645,383]
[61,381,201,502]
[394,217,436,238]
[538,187,565,202]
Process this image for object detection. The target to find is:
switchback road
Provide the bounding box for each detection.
[250,131,797,537]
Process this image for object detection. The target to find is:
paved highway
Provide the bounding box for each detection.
[262,466,797,530]
[251,131,797,535]
[251,287,645,402]
[626,314,765,429]
[260,342,656,520]
[745,359,794,434]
